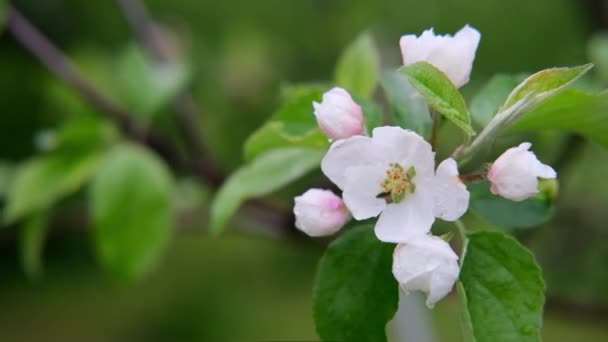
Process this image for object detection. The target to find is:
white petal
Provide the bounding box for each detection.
[433,158,470,221]
[321,136,387,189]
[342,166,387,220]
[427,25,480,87]
[392,236,459,308]
[375,191,435,243]
[371,126,435,176]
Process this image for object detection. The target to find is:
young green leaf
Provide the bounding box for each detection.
[460,231,545,342]
[357,96,384,134]
[399,62,475,136]
[114,44,188,118]
[211,148,324,235]
[244,85,329,161]
[501,64,593,112]
[4,152,102,223]
[468,182,554,229]
[90,144,174,281]
[335,32,380,99]
[511,89,608,148]
[471,74,522,127]
[314,224,398,342]
[381,69,431,135]
[19,211,49,279]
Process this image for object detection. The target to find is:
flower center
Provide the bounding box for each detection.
[380,163,416,204]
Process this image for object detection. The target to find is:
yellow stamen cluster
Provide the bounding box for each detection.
[380,163,416,203]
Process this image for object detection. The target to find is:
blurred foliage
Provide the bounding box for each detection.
[0,0,607,340]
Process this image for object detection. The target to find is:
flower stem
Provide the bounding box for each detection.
[459,172,487,183]
[454,220,468,263]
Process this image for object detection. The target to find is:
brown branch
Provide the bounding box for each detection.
[6,6,145,141]
[116,0,224,186]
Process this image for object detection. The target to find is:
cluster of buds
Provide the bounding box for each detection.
[292,25,557,308]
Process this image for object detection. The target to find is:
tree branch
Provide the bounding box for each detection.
[116,0,224,186]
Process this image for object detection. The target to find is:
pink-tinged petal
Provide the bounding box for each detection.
[313,87,365,140]
[293,189,350,237]
[433,158,470,221]
[488,142,557,201]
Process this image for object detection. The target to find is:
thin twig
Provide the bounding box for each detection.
[6,6,145,140]
[116,0,224,186]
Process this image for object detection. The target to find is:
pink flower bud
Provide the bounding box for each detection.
[488,142,557,201]
[313,87,365,140]
[293,189,350,237]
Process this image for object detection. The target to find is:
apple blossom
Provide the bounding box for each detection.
[392,234,460,308]
[321,126,469,243]
[293,188,350,237]
[313,87,365,140]
[488,142,557,201]
[400,25,481,88]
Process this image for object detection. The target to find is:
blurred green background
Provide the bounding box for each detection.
[1,0,608,341]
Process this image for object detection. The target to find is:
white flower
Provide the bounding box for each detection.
[488,142,557,201]
[392,235,459,308]
[321,126,469,243]
[400,25,481,88]
[313,87,365,140]
[293,189,350,237]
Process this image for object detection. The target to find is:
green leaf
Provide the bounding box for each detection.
[4,152,103,223]
[356,96,384,134]
[335,32,380,99]
[115,44,188,118]
[313,224,398,342]
[469,182,554,229]
[471,74,522,127]
[90,144,174,281]
[244,122,329,162]
[501,64,593,112]
[211,148,323,235]
[19,212,49,279]
[0,162,14,199]
[244,85,329,161]
[511,89,608,148]
[460,231,545,342]
[399,62,475,136]
[381,69,431,135]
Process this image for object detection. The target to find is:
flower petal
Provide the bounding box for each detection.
[342,166,387,220]
[321,136,386,189]
[374,191,435,243]
[371,126,435,176]
[433,158,470,221]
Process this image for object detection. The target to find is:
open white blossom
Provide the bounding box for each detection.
[313,87,365,140]
[400,25,481,88]
[293,189,350,237]
[488,142,557,201]
[321,126,469,243]
[392,234,460,308]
